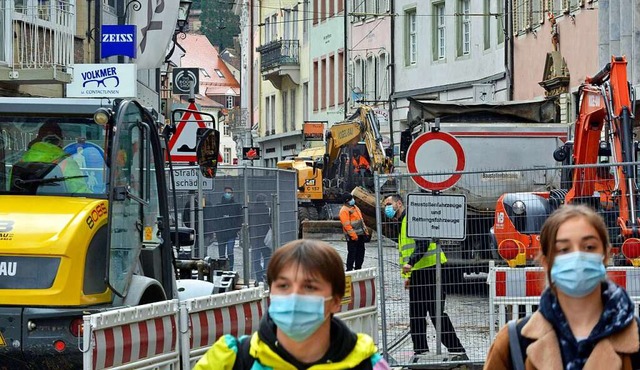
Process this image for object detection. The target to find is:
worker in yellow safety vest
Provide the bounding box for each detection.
[382,194,467,362]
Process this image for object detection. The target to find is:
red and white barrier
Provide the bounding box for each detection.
[179,284,266,369]
[488,261,640,339]
[82,300,180,370]
[337,267,378,344]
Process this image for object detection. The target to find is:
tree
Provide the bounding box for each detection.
[200,0,240,50]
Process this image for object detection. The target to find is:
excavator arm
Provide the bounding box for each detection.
[569,56,640,256]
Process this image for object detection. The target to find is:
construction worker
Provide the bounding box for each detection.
[339,193,369,271]
[351,149,371,174]
[383,194,467,362]
[12,121,89,193]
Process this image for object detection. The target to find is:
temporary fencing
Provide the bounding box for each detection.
[83,269,378,369]
[167,165,298,285]
[336,267,379,344]
[488,262,640,338]
[82,300,180,370]
[371,161,637,367]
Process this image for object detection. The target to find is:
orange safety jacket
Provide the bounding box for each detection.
[352,156,370,173]
[339,204,366,241]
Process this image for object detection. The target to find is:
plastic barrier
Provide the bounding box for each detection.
[82,300,180,370]
[179,284,266,369]
[488,261,640,339]
[336,267,378,344]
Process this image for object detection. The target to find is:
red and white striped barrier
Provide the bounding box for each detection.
[82,300,180,370]
[488,261,640,339]
[179,284,266,369]
[336,267,378,344]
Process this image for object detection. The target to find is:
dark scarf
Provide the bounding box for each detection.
[538,281,635,370]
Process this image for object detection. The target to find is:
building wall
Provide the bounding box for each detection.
[308,0,346,126]
[513,6,599,100]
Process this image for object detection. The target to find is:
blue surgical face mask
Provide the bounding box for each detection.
[385,205,396,218]
[348,199,355,206]
[268,294,332,342]
[223,192,232,200]
[551,251,606,297]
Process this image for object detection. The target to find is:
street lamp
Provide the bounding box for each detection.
[164,0,193,64]
[176,0,193,32]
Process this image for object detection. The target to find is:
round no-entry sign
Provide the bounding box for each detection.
[406,131,465,191]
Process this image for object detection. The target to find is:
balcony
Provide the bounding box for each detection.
[0,0,75,84]
[256,39,300,89]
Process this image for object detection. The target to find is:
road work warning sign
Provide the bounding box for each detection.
[406,193,466,240]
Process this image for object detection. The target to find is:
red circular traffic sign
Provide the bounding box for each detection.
[406,131,465,191]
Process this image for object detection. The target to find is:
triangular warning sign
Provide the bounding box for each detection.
[168,102,208,162]
[0,330,6,347]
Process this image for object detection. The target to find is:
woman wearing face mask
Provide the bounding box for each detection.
[193,239,390,369]
[484,205,640,369]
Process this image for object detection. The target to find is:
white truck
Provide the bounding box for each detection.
[402,98,568,284]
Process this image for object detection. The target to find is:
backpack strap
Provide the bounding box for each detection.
[508,315,533,370]
[232,335,255,370]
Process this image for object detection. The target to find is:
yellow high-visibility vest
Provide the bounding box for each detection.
[398,216,447,278]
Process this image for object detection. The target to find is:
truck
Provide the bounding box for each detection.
[0,97,222,368]
[401,97,568,280]
[277,105,394,226]
[493,56,640,267]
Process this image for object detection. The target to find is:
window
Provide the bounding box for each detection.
[214,69,224,78]
[329,55,335,107]
[270,95,276,134]
[366,55,375,101]
[303,82,309,120]
[433,3,445,60]
[265,17,272,43]
[282,90,288,133]
[226,95,234,108]
[271,14,277,40]
[483,0,490,50]
[405,8,417,65]
[313,0,318,24]
[532,0,544,26]
[201,68,210,78]
[303,1,309,38]
[513,0,526,33]
[329,0,334,17]
[293,5,299,41]
[321,0,326,22]
[458,0,471,56]
[265,96,271,134]
[313,61,319,111]
[321,58,327,109]
[338,51,345,104]
[378,53,388,99]
[497,0,505,44]
[284,9,290,39]
[223,121,229,136]
[290,88,296,131]
[223,147,232,164]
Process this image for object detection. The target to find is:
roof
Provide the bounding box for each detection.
[179,34,240,96]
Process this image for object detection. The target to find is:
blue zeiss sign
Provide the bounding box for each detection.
[100,25,137,59]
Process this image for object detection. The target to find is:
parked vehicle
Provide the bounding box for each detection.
[0,97,222,368]
[401,98,568,279]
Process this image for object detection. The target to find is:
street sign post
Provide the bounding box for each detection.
[406,131,466,191]
[406,193,467,240]
[168,102,208,162]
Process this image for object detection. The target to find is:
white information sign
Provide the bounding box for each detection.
[170,167,213,191]
[406,193,467,240]
[67,64,137,98]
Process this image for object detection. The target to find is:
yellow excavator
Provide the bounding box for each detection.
[277,106,394,232]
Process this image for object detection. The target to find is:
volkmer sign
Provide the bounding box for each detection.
[67,64,137,98]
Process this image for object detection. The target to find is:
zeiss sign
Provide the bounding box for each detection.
[67,64,137,98]
[101,25,137,59]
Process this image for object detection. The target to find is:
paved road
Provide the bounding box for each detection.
[329,240,489,370]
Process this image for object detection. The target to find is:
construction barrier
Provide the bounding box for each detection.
[82,300,180,370]
[337,268,379,344]
[179,285,266,369]
[488,261,640,339]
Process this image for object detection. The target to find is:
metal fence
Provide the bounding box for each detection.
[167,164,298,285]
[372,161,636,368]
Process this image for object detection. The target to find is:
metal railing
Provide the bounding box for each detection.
[257,39,299,72]
[4,0,74,70]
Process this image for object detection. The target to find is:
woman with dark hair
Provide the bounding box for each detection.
[484,204,640,369]
[194,239,389,369]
